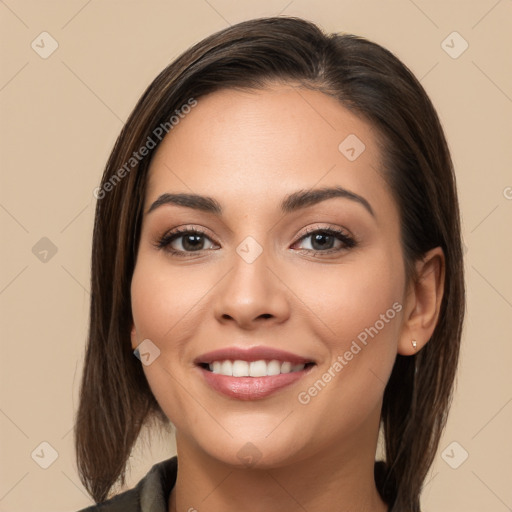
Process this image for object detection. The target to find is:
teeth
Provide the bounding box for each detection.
[220,360,232,376]
[249,360,267,377]
[267,360,281,376]
[281,362,292,373]
[207,359,306,377]
[233,360,249,377]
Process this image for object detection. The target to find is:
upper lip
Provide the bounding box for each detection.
[194,346,315,365]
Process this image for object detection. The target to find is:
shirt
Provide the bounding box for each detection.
[76,457,396,511]
[77,456,178,512]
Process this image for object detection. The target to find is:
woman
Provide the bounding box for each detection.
[75,16,465,512]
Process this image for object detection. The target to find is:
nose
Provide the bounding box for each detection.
[213,247,291,330]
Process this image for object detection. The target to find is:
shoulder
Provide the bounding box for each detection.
[76,487,139,512]
[75,456,178,512]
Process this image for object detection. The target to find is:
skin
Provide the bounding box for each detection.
[130,84,445,512]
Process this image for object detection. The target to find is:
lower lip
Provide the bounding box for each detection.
[198,365,314,400]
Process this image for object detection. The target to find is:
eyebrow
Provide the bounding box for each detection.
[146,186,374,217]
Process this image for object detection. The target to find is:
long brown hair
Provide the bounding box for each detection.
[75,16,465,510]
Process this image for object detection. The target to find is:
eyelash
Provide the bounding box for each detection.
[155,225,357,258]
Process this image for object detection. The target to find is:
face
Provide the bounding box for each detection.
[130,85,409,468]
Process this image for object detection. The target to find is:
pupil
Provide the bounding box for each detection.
[183,234,203,251]
[312,233,333,251]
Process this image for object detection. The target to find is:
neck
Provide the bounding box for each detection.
[167,418,388,512]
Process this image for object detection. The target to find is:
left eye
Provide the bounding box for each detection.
[293,228,356,253]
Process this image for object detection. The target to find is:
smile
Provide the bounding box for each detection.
[202,359,313,377]
[194,345,316,400]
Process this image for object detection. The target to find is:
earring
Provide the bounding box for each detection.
[412,339,417,351]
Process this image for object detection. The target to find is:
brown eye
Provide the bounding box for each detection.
[293,227,356,254]
[156,227,217,256]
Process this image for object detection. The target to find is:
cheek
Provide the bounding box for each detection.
[130,256,204,428]
[290,250,404,423]
[130,255,208,343]
[291,249,404,348]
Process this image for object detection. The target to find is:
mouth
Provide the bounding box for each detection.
[197,360,316,377]
[194,346,317,400]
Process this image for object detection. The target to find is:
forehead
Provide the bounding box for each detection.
[145,85,394,221]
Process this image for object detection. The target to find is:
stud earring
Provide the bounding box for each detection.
[412,339,417,351]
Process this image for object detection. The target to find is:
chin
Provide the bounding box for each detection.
[193,430,310,470]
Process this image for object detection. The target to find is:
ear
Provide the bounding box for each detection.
[397,247,445,355]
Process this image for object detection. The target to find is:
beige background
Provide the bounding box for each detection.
[1,1,511,511]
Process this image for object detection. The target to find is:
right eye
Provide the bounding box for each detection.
[156,227,218,256]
